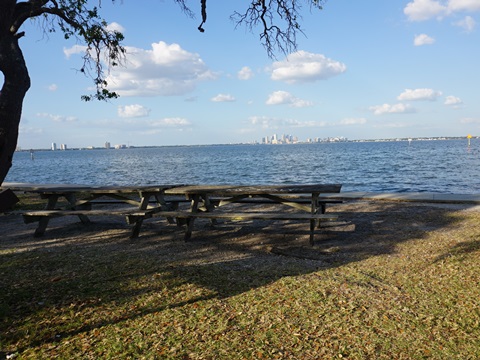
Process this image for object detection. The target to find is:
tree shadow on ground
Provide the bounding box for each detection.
[0,200,474,354]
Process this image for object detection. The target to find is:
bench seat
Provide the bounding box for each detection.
[22,209,338,245]
[145,211,339,245]
[22,208,158,238]
[209,198,342,213]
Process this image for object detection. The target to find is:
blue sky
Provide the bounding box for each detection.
[15,0,480,149]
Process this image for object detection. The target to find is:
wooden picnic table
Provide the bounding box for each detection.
[4,183,343,245]
[165,184,342,244]
[5,183,182,237]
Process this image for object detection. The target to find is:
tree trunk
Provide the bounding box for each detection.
[0,32,31,186]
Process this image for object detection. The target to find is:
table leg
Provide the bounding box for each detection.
[154,193,176,224]
[184,194,201,240]
[202,195,218,225]
[309,218,315,246]
[34,195,59,237]
[130,192,153,238]
[65,194,91,225]
[312,193,324,228]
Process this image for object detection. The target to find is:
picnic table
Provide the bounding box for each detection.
[4,183,181,238]
[4,183,342,245]
[164,184,342,245]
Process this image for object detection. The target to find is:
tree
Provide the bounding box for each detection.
[0,0,324,185]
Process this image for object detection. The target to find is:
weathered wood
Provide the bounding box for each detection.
[15,183,343,245]
[14,184,182,238]
[155,211,338,221]
[4,184,182,193]
[165,184,342,196]
[211,197,342,205]
[151,211,338,245]
[22,208,156,238]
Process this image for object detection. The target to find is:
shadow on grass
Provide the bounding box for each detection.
[433,235,480,263]
[0,200,473,353]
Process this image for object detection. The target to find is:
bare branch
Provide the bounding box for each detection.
[231,0,326,58]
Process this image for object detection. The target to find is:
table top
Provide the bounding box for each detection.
[165,184,342,196]
[2,183,182,194]
[3,183,342,196]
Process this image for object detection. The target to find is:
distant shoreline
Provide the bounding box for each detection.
[15,136,475,152]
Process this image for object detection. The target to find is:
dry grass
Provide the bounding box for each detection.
[1,196,480,359]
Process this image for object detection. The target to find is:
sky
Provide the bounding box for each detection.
[13,0,480,149]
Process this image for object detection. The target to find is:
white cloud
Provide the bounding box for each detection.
[405,0,480,22]
[266,91,313,108]
[118,104,150,118]
[372,122,409,129]
[211,94,236,102]
[445,95,463,106]
[454,15,476,32]
[238,66,254,80]
[397,88,442,101]
[404,0,447,21]
[338,118,367,125]
[103,41,215,97]
[448,0,480,12]
[369,103,416,115]
[414,34,436,46]
[460,117,480,124]
[248,116,327,129]
[149,117,191,127]
[48,84,58,91]
[36,112,78,122]
[63,45,87,59]
[271,51,346,84]
[106,22,125,33]
[19,126,43,135]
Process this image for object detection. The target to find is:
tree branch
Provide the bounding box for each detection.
[231,0,325,58]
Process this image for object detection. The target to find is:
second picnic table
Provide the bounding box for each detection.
[164,184,342,244]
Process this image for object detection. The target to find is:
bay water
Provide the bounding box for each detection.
[6,139,480,194]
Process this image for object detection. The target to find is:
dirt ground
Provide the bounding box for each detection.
[2,199,479,265]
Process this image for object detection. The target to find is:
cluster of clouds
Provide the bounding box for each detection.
[405,0,478,47]
[63,43,346,98]
[63,43,345,130]
[405,0,478,36]
[55,4,476,137]
[404,0,480,22]
[369,88,463,116]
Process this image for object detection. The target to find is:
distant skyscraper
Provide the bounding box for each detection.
[105,142,111,149]
[60,144,67,150]
[51,142,57,151]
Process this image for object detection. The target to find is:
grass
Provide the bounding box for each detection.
[1,197,480,359]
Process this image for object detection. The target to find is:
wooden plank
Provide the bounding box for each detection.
[22,209,154,219]
[22,208,157,239]
[153,210,338,245]
[155,211,338,221]
[165,184,342,196]
[211,197,343,205]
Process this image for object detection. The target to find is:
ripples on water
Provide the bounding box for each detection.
[7,139,480,193]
